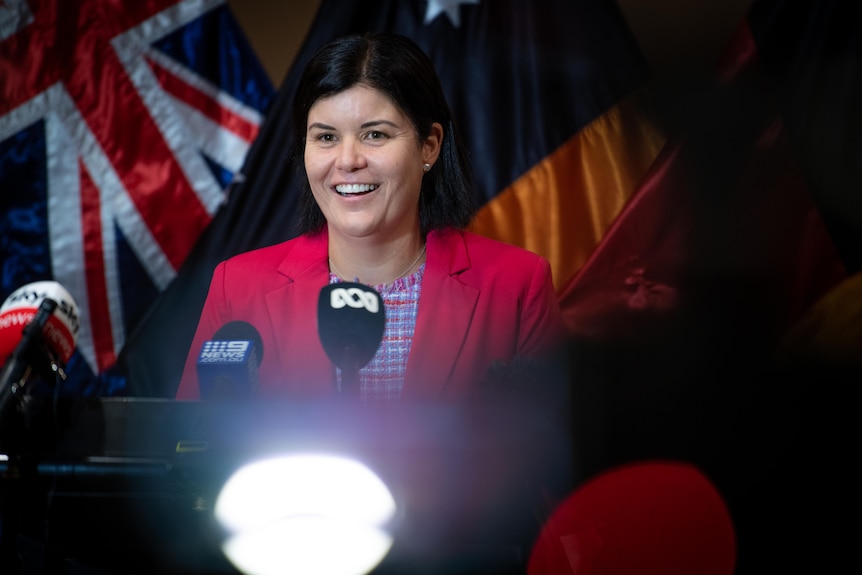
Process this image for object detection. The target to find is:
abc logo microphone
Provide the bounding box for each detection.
[317,282,385,395]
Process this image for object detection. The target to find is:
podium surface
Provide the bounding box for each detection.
[1,396,572,574]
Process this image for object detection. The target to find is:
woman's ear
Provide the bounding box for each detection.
[422,122,444,167]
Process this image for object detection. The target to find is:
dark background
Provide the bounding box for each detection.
[227,0,754,88]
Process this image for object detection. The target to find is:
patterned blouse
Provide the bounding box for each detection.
[329,263,425,401]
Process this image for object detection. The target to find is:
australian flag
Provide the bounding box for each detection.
[0,0,274,396]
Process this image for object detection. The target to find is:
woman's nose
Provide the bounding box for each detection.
[335,139,366,171]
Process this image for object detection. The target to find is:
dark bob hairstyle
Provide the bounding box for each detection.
[290,32,476,236]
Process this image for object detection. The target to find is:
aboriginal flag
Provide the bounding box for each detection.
[556,1,858,571]
[560,0,856,345]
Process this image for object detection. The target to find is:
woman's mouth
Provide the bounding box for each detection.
[335,184,378,197]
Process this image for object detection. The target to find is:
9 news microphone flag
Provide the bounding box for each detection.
[0,0,274,395]
[121,0,662,396]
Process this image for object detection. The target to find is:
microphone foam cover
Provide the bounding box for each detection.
[196,321,263,399]
[527,461,736,575]
[212,320,264,365]
[0,281,80,364]
[317,282,385,371]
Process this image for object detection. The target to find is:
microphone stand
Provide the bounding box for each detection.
[339,344,361,399]
[0,298,60,572]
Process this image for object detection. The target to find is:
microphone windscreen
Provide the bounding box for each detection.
[0,281,80,364]
[212,320,264,365]
[196,321,263,399]
[317,282,385,371]
[527,461,736,575]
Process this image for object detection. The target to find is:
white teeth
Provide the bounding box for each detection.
[335,184,377,195]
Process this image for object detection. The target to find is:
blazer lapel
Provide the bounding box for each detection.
[405,229,478,398]
[265,233,337,395]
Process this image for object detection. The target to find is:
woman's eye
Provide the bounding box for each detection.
[365,130,386,141]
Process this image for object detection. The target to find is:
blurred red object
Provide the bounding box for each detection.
[528,461,736,575]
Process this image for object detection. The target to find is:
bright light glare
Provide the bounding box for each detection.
[215,453,397,575]
[222,516,393,575]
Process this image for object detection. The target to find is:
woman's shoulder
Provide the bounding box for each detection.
[220,232,325,271]
[429,228,552,291]
[467,230,541,255]
[434,228,548,265]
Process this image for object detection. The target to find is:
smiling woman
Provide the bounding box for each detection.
[303,84,438,277]
[176,32,567,402]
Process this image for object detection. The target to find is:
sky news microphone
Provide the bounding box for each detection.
[317,282,385,396]
[196,320,263,400]
[0,280,79,366]
[0,281,80,420]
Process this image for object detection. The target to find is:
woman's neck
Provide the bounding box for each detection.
[328,233,427,286]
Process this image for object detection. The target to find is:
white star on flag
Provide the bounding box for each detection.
[424,0,480,27]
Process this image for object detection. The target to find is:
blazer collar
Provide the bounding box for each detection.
[275,230,329,282]
[267,231,335,393]
[404,228,479,398]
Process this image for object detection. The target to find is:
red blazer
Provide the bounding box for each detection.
[176,227,565,400]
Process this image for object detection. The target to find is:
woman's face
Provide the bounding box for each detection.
[304,84,441,243]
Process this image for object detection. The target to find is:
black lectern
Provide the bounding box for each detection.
[1,395,572,574]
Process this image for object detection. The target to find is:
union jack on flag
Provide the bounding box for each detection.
[0,0,274,395]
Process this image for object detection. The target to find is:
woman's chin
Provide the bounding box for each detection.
[329,220,383,241]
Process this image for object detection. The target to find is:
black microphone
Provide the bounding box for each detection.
[317,282,385,396]
[196,321,263,399]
